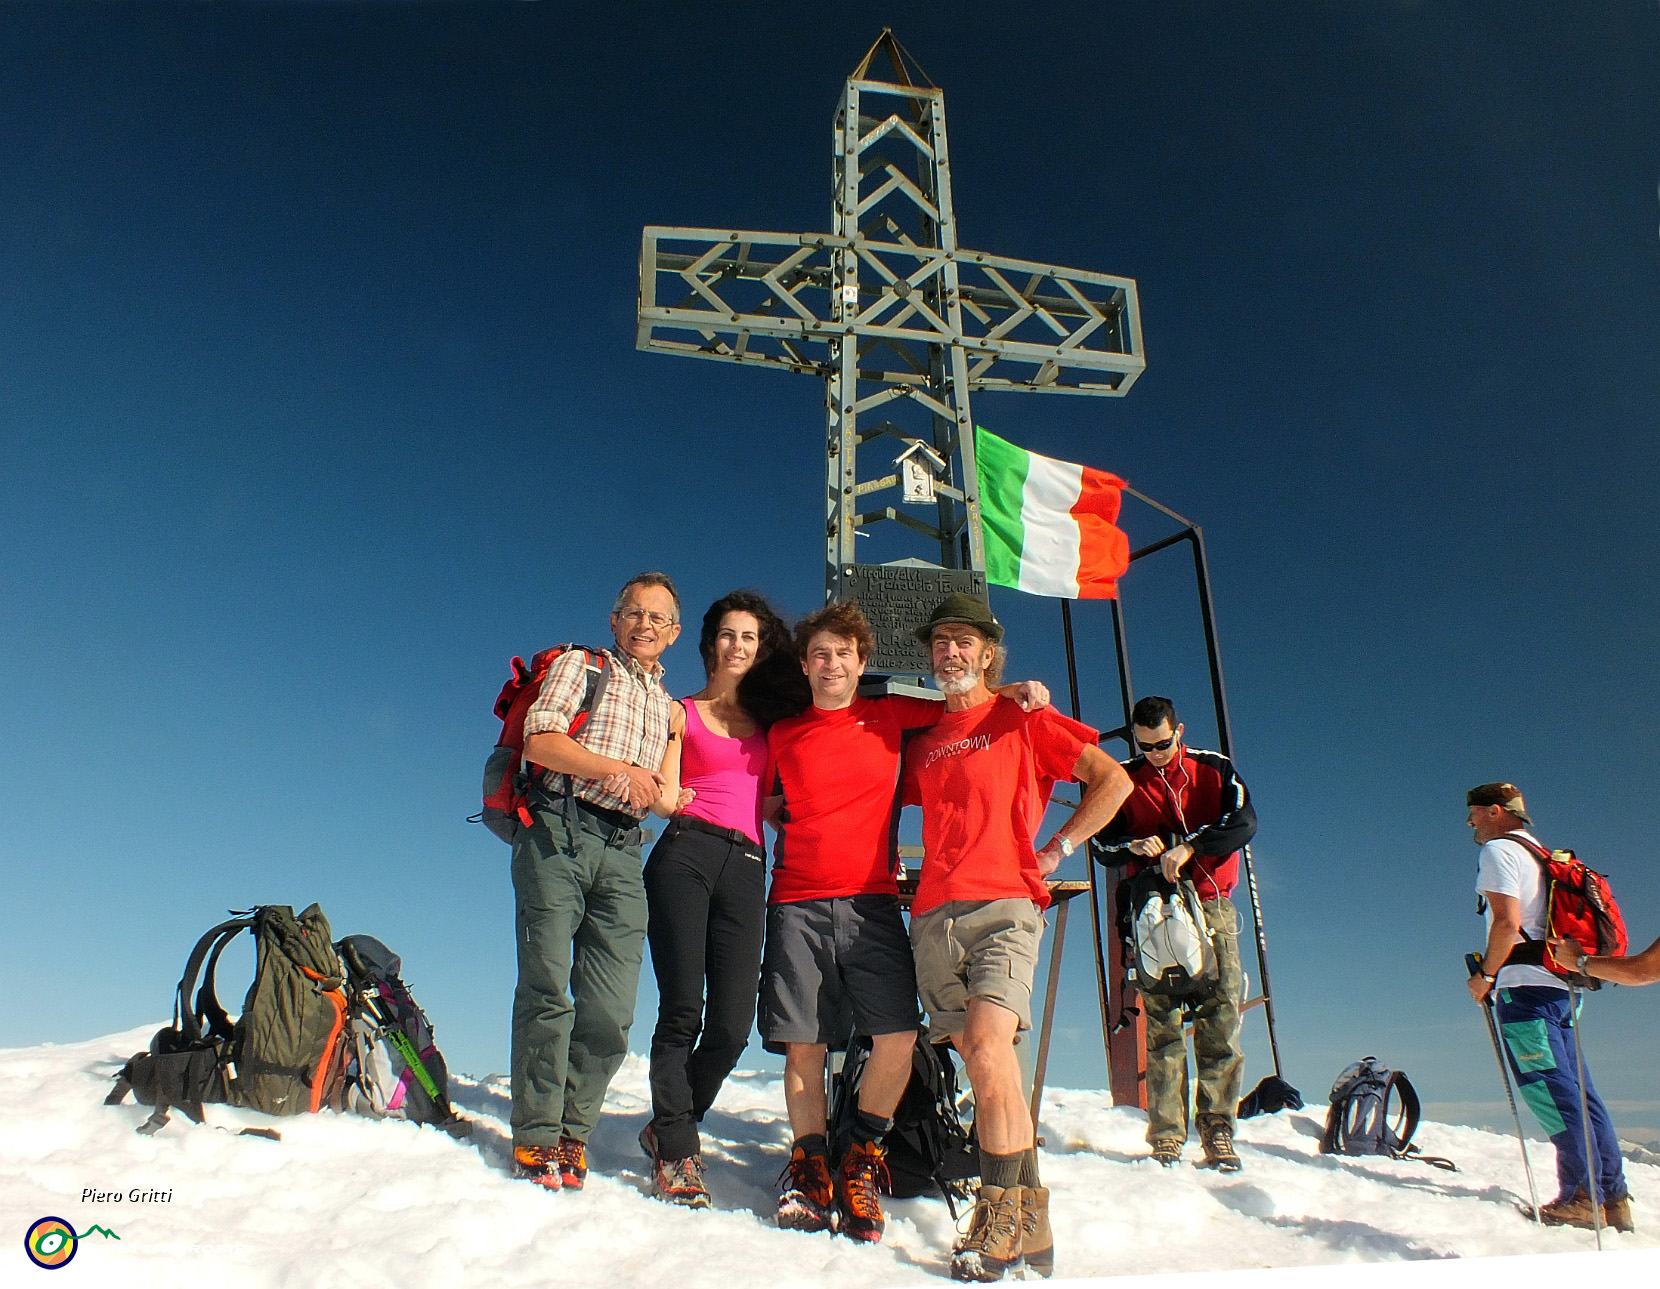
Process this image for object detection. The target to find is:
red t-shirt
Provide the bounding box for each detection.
[765,693,942,904]
[902,698,1094,916]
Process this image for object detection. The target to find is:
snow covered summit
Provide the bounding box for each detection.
[2,1026,1655,1286]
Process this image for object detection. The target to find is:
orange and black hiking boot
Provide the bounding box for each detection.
[777,1142,835,1233]
[555,1135,588,1190]
[835,1139,891,1243]
[512,1144,562,1191]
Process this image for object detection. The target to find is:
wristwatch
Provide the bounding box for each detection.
[1480,970,1496,985]
[1575,953,1590,974]
[1056,836,1075,858]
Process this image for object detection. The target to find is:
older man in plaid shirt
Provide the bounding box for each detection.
[509,570,683,1191]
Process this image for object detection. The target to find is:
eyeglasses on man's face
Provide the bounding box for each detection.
[616,608,677,629]
[1135,735,1177,754]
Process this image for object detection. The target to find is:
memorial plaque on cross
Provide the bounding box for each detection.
[638,30,1146,672]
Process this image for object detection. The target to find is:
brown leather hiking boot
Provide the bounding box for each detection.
[555,1135,588,1189]
[1197,1116,1241,1173]
[512,1143,562,1191]
[950,1184,1025,1282]
[777,1143,836,1233]
[1603,1194,1634,1233]
[1019,1185,1054,1278]
[835,1139,891,1243]
[1150,1138,1183,1167]
[1522,1189,1601,1230]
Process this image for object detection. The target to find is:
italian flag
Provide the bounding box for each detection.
[974,426,1131,599]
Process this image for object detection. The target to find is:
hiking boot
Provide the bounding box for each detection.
[777,1143,836,1233]
[835,1139,891,1243]
[555,1135,588,1190]
[1522,1189,1600,1230]
[1604,1194,1634,1233]
[1019,1185,1054,1279]
[1196,1118,1241,1173]
[512,1143,563,1191]
[950,1184,1025,1282]
[1150,1139,1183,1168]
[650,1152,713,1210]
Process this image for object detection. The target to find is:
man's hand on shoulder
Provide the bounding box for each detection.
[998,680,1051,712]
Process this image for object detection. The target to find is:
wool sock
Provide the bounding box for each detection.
[980,1148,1023,1189]
[794,1132,829,1159]
[1019,1147,1042,1188]
[850,1108,890,1148]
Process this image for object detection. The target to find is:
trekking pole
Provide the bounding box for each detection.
[1566,988,1604,1250]
[1465,953,1541,1225]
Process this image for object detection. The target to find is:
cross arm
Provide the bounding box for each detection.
[638,227,1146,395]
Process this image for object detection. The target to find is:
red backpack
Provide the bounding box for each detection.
[1503,832,1628,990]
[476,645,612,842]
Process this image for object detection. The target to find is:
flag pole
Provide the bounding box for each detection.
[1061,599,1116,1090]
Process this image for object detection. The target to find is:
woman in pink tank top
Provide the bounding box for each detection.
[638,590,806,1208]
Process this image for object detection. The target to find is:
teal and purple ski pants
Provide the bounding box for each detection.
[1495,986,1628,1205]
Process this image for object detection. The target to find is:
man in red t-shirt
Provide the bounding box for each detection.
[761,600,1050,1245]
[903,593,1130,1283]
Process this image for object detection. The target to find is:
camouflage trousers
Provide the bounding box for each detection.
[1142,896,1245,1143]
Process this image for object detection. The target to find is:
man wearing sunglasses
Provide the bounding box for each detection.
[1094,695,1257,1172]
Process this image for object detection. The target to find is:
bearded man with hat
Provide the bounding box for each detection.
[901,592,1132,1281]
[1466,781,1633,1232]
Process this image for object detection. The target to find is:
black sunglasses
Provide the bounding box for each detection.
[1135,735,1177,753]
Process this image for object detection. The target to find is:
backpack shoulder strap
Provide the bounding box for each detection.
[1382,1070,1420,1153]
[175,916,254,1044]
[1387,1072,1458,1169]
[1505,831,1552,863]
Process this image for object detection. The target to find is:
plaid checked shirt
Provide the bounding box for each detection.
[523,645,671,819]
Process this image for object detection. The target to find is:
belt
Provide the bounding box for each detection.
[672,815,762,851]
[571,797,644,844]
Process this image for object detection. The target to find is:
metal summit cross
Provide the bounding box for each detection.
[637,30,1145,671]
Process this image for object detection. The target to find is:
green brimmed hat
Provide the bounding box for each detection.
[913,592,1004,645]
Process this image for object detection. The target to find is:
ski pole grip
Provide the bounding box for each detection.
[1464,952,1484,978]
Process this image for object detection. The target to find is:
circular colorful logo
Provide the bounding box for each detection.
[24,1218,77,1270]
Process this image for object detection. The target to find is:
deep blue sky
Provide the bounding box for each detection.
[3,2,1658,1138]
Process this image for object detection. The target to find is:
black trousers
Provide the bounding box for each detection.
[643,818,766,1161]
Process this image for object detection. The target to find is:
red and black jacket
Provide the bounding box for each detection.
[1093,747,1257,900]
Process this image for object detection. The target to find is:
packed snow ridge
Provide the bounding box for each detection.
[2,1026,1656,1286]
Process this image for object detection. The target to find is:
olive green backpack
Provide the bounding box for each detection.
[107,904,349,1133]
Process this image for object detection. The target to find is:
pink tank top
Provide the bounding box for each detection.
[680,698,768,845]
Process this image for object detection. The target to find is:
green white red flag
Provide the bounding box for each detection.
[974,426,1130,599]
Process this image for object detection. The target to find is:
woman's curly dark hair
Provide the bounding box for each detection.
[698,590,811,727]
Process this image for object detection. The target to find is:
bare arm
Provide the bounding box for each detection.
[647,702,688,819]
[1036,745,1133,877]
[1549,932,1660,987]
[1468,891,1523,1003]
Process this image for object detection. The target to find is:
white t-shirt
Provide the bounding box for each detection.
[1476,831,1565,992]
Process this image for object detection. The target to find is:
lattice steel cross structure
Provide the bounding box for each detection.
[637,32,1146,613]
